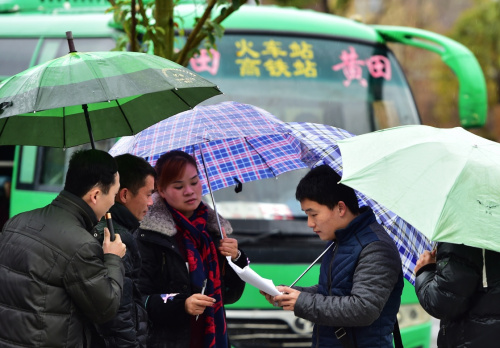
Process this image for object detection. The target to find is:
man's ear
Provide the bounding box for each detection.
[83,187,100,206]
[117,187,129,204]
[338,201,346,217]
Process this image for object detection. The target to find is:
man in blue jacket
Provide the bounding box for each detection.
[94,153,156,348]
[262,165,403,347]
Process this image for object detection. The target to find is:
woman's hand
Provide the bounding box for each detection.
[185,293,215,316]
[219,227,239,260]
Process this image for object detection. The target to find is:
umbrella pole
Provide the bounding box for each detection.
[289,242,335,287]
[198,144,224,240]
[82,104,96,149]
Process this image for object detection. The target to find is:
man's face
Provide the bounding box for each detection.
[123,175,155,221]
[300,198,341,241]
[95,172,120,221]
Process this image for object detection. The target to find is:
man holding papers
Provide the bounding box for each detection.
[260,165,404,348]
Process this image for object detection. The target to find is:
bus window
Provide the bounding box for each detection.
[18,146,37,185]
[0,38,38,77]
[191,35,419,136]
[39,147,71,187]
[36,37,116,65]
[16,139,117,194]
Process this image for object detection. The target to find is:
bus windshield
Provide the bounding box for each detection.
[193,34,419,133]
[11,31,421,220]
[186,33,420,219]
[16,32,420,220]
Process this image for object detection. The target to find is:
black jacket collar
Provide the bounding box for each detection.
[52,190,98,231]
[109,202,140,230]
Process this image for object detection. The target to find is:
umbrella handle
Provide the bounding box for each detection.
[198,144,224,240]
[82,104,96,149]
[289,242,335,287]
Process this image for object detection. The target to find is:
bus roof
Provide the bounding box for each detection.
[0,0,109,13]
[0,12,117,37]
[176,4,383,43]
[0,2,383,44]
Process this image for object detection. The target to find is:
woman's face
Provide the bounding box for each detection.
[158,163,202,218]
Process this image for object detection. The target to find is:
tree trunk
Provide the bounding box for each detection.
[155,0,175,59]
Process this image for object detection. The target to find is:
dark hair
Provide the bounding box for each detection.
[64,149,118,198]
[155,150,197,191]
[295,165,359,214]
[114,154,156,195]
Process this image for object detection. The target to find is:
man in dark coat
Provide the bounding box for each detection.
[261,165,403,347]
[0,149,126,348]
[94,154,156,348]
[415,242,500,348]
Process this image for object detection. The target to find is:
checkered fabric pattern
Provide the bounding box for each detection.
[109,100,308,195]
[286,122,433,284]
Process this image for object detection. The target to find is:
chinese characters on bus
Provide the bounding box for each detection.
[189,40,391,87]
[332,46,391,87]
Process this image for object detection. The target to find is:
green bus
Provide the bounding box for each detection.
[0,0,488,347]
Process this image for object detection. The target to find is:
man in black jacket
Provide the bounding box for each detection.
[415,242,500,347]
[94,154,156,348]
[0,149,126,348]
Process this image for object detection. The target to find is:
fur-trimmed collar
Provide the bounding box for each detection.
[139,192,233,237]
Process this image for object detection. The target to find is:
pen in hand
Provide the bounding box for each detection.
[196,279,207,321]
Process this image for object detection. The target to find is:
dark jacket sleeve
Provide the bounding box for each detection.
[415,243,483,320]
[137,238,190,328]
[97,275,138,347]
[220,249,247,304]
[293,285,319,294]
[95,221,143,348]
[64,241,125,324]
[294,240,401,327]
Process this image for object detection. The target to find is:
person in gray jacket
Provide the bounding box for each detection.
[0,149,126,348]
[261,165,403,348]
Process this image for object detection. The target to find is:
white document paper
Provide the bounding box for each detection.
[226,256,281,296]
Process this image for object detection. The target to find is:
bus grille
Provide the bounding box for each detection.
[227,310,313,348]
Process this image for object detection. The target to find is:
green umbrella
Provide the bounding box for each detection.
[0,32,221,148]
[338,125,500,253]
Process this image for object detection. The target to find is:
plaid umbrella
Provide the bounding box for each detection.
[109,101,309,237]
[285,122,433,284]
[110,101,308,194]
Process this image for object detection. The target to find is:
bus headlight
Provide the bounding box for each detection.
[397,304,431,328]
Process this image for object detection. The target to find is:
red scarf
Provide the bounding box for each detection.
[167,201,228,348]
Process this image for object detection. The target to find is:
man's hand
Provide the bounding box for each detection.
[274,286,301,311]
[102,227,126,258]
[414,249,436,274]
[259,290,278,306]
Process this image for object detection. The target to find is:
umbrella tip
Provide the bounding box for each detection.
[66,31,77,53]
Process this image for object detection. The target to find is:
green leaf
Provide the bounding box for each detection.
[155,26,166,35]
[212,22,225,38]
